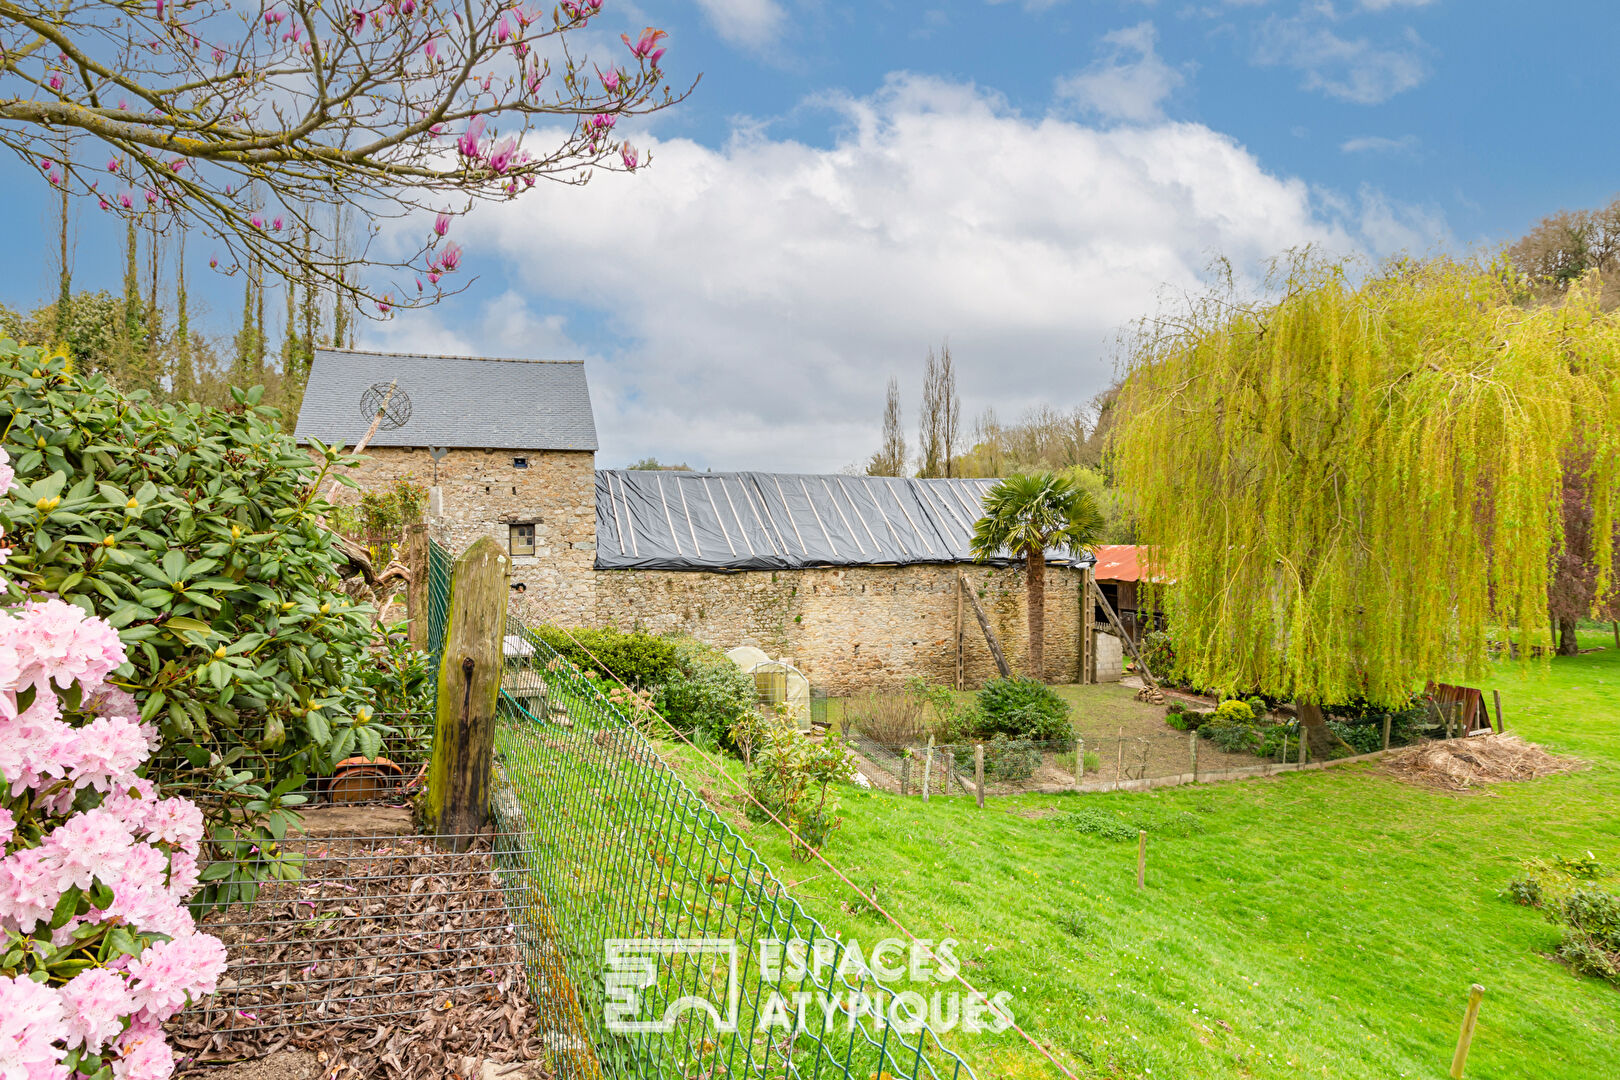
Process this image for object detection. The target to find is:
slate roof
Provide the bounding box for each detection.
[293,348,598,451]
[595,471,1098,571]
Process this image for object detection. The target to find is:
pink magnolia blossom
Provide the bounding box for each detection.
[118,193,133,210]
[495,15,512,44]
[377,296,392,315]
[423,36,438,61]
[434,211,452,237]
[212,47,226,64]
[598,67,622,93]
[48,74,63,90]
[427,271,442,285]
[622,27,667,63]
[456,116,487,159]
[271,216,284,231]
[486,138,519,174]
[591,113,616,131]
[250,215,264,230]
[620,142,639,171]
[438,242,463,272]
[106,158,119,172]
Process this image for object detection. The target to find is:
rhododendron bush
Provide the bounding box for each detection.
[0,342,378,909]
[0,595,226,1078]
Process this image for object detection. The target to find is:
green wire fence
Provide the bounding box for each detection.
[424,538,975,1080]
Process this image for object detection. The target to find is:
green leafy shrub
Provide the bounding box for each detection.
[1214,699,1255,723]
[0,344,371,908]
[1504,876,1543,907]
[656,636,756,748]
[1138,629,1176,681]
[1327,719,1383,755]
[1165,710,1190,731]
[1201,720,1260,754]
[1563,888,1620,951]
[747,724,856,858]
[976,676,1073,746]
[533,624,680,687]
[1056,807,1205,841]
[1245,696,1269,719]
[1557,937,1618,980]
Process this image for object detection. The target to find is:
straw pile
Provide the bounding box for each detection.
[1383,734,1585,791]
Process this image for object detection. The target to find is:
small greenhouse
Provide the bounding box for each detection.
[725,646,811,730]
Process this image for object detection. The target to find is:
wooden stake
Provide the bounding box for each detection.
[1492,690,1504,734]
[1136,830,1147,889]
[1189,729,1198,783]
[1449,984,1485,1079]
[1074,737,1085,787]
[959,572,1012,678]
[405,522,429,653]
[1282,734,1289,765]
[1382,714,1392,752]
[973,744,985,809]
[901,754,911,797]
[922,736,935,803]
[1115,726,1125,791]
[423,537,509,850]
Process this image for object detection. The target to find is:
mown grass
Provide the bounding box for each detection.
[661,631,1620,1079]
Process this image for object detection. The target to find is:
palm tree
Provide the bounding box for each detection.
[969,472,1105,680]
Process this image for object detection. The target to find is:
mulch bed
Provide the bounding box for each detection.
[169,834,553,1080]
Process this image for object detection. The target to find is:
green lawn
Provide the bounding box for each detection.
[661,631,1620,1079]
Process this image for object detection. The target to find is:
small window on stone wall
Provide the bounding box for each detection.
[509,523,536,557]
[513,456,529,468]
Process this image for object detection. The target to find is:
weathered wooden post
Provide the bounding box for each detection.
[1136,830,1147,889]
[973,743,985,809]
[1492,690,1504,733]
[405,522,430,653]
[900,753,911,797]
[1189,729,1198,783]
[1073,736,1085,788]
[922,735,935,803]
[422,536,509,850]
[1449,984,1485,1078]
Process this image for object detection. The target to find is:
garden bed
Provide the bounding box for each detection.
[170,831,558,1080]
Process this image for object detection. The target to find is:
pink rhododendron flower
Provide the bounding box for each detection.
[126,934,228,1022]
[2,597,126,697]
[112,1020,172,1080]
[59,969,131,1053]
[0,974,68,1077]
[0,446,13,497]
[0,807,12,847]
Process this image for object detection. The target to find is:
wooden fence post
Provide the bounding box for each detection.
[405,522,429,654]
[1492,690,1504,733]
[1115,726,1125,791]
[973,744,985,809]
[922,736,935,803]
[1449,984,1485,1078]
[1189,729,1198,783]
[1073,737,1085,788]
[423,536,509,850]
[1136,830,1147,889]
[901,753,911,797]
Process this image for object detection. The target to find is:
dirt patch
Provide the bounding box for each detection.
[294,805,414,837]
[1383,733,1586,792]
[206,1050,324,1080]
[1007,806,1061,820]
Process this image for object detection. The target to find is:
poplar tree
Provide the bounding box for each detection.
[1114,256,1619,756]
[867,376,907,476]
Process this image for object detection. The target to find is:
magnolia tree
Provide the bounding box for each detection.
[0,0,683,311]
[0,457,226,1077]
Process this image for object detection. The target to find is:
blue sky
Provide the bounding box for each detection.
[2,1,1615,470]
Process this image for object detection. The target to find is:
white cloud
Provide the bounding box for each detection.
[1357,0,1435,9]
[1054,22,1185,124]
[985,0,1070,12]
[378,75,1434,471]
[692,0,787,49]
[1254,12,1428,104]
[1340,133,1418,154]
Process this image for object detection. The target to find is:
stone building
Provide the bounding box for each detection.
[296,348,1110,693]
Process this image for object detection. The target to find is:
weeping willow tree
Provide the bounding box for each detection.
[1114,255,1620,755]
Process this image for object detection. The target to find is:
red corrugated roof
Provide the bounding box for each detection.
[1092,544,1142,582]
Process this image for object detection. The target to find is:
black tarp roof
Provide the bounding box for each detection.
[594,470,1097,572]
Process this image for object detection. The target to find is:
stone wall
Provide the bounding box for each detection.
[558,563,1088,694]
[339,447,1090,692]
[332,446,598,624]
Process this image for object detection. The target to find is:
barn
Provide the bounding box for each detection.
[295,347,1116,692]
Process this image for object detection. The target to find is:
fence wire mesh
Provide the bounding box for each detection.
[491,611,976,1080]
[427,535,453,663]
